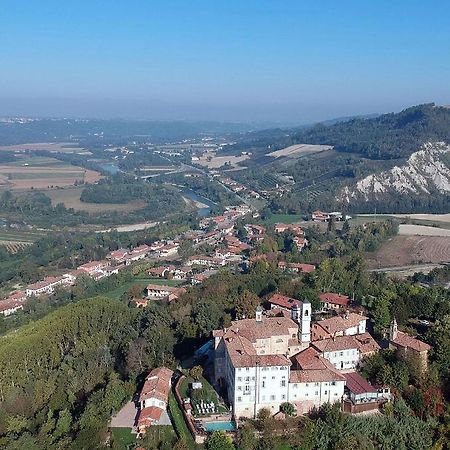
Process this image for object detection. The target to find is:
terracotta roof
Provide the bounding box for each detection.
[290,348,345,383]
[27,276,64,291]
[217,314,298,368]
[0,297,24,313]
[355,333,381,354]
[268,293,301,310]
[137,406,163,426]
[319,292,350,306]
[288,263,315,273]
[344,372,377,394]
[313,313,368,336]
[311,335,360,353]
[139,367,173,403]
[392,331,431,352]
[225,315,298,342]
[290,368,345,383]
[225,333,292,368]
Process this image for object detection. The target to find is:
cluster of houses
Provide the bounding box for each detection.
[0,205,259,315]
[212,292,431,418]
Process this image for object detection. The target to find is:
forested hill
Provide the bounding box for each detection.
[225,104,450,161]
[290,103,450,159]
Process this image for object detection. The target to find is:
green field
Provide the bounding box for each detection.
[104,277,182,301]
[111,427,136,449]
[262,213,305,226]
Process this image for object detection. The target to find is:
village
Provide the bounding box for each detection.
[0,203,434,445]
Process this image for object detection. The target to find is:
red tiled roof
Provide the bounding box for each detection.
[392,331,431,352]
[289,347,345,383]
[268,293,300,310]
[344,372,377,394]
[319,292,350,306]
[139,367,173,403]
[313,313,368,336]
[288,263,315,273]
[137,406,163,426]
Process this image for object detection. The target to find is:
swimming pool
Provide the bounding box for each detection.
[203,421,236,432]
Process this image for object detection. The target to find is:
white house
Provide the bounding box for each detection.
[288,347,345,414]
[137,367,173,433]
[26,276,66,297]
[311,313,368,341]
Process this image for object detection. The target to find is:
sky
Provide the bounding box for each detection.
[1,0,450,124]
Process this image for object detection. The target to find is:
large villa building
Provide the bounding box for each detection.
[212,296,391,418]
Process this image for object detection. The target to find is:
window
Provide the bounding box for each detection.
[324,390,328,395]
[315,391,319,396]
[340,351,344,356]
[314,383,319,387]
[238,386,242,391]
[245,377,250,382]
[281,380,286,387]
[237,377,242,382]
[305,383,309,387]
[331,381,336,386]
[246,368,250,372]
[305,393,308,397]
[281,395,286,400]
[270,395,276,401]
[272,376,275,380]
[276,338,283,343]
[237,397,242,402]
[262,381,265,388]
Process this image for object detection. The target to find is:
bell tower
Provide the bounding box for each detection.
[291,300,311,343]
[389,318,398,341]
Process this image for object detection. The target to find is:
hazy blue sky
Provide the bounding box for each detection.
[1,0,449,123]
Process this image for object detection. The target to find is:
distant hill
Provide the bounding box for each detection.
[222,104,450,214]
[289,103,450,160]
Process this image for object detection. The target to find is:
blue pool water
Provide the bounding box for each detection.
[204,421,236,432]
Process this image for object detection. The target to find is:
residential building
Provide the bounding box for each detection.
[288,347,345,414]
[342,371,392,414]
[0,291,26,316]
[146,284,186,301]
[78,260,110,276]
[274,223,304,236]
[311,333,380,371]
[137,367,173,433]
[319,293,351,311]
[277,261,315,273]
[26,276,66,297]
[108,248,129,263]
[158,244,179,258]
[311,313,368,341]
[147,265,176,278]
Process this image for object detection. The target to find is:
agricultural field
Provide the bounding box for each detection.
[0,229,46,253]
[0,142,89,154]
[366,235,450,269]
[0,156,101,190]
[266,143,333,158]
[44,187,147,213]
